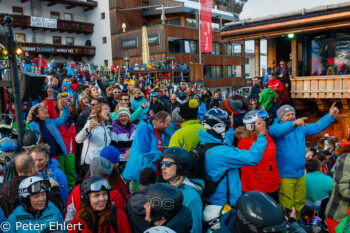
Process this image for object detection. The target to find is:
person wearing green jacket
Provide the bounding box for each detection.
[169,99,206,151]
[259,82,278,111]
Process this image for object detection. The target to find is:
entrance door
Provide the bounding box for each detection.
[276,37,291,67]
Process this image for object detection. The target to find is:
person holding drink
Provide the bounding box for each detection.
[75,103,112,177]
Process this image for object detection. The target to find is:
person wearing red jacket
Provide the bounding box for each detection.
[65,158,126,223]
[68,176,132,233]
[235,110,281,201]
[268,74,284,107]
[32,54,47,74]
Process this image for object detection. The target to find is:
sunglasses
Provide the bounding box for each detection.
[90,82,96,85]
[160,161,177,168]
[113,91,121,94]
[122,99,129,101]
[90,103,97,107]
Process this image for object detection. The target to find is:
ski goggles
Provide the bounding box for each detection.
[90,180,111,192]
[244,110,268,124]
[27,180,51,195]
[60,92,69,98]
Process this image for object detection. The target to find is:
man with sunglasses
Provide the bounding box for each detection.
[160,147,203,233]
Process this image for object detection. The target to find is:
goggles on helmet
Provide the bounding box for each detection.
[19,179,51,196]
[90,180,111,192]
[243,110,268,131]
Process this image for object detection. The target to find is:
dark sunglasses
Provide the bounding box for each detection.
[122,98,129,101]
[114,91,121,94]
[160,161,177,168]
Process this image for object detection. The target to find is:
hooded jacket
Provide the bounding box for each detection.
[199,129,267,206]
[0,176,63,218]
[198,102,207,121]
[269,113,335,178]
[165,206,193,233]
[7,201,63,233]
[36,159,69,205]
[165,101,181,115]
[235,128,281,193]
[75,120,111,165]
[268,79,284,95]
[29,100,70,156]
[165,122,180,146]
[126,186,150,233]
[259,88,278,111]
[111,121,136,160]
[178,178,204,233]
[123,122,165,182]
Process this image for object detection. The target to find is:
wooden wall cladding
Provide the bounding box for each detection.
[204,77,246,88]
[291,76,350,99]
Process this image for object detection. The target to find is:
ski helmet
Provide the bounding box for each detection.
[23,130,42,150]
[144,226,176,233]
[203,108,229,139]
[80,176,111,206]
[243,110,269,131]
[160,147,192,176]
[145,183,183,224]
[18,176,50,211]
[235,191,287,233]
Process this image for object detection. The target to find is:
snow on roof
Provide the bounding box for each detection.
[172,0,233,17]
[239,0,350,20]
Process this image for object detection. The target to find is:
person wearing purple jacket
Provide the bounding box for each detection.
[111,107,136,165]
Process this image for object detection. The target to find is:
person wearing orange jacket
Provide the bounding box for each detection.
[235,110,281,201]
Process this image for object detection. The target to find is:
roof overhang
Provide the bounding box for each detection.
[220,6,350,41]
[141,6,235,21]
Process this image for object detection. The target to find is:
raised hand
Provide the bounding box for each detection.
[255,115,266,135]
[329,102,339,118]
[293,117,307,127]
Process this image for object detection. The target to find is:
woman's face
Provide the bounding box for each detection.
[152,96,158,102]
[36,107,48,120]
[100,105,111,122]
[89,190,108,212]
[82,97,89,106]
[29,191,47,211]
[118,113,129,126]
[91,87,99,98]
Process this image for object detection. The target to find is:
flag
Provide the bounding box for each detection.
[200,0,213,53]
[142,26,150,64]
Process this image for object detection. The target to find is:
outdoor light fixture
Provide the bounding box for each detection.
[1,49,8,56]
[288,33,295,39]
[15,47,23,56]
[122,23,126,32]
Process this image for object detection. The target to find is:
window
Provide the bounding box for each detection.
[101,12,105,20]
[225,65,233,77]
[224,44,232,55]
[233,65,242,77]
[12,6,23,16]
[63,13,73,21]
[53,36,61,45]
[204,65,222,78]
[233,44,242,55]
[50,11,60,19]
[15,33,25,43]
[66,37,74,46]
[211,43,221,55]
[102,37,107,44]
[298,30,350,76]
[168,39,197,54]
[245,40,255,78]
[260,39,267,77]
[186,18,197,28]
[212,22,220,31]
[166,18,181,26]
[104,60,108,65]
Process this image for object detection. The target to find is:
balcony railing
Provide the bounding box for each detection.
[21,0,97,11]
[19,42,96,57]
[0,14,94,34]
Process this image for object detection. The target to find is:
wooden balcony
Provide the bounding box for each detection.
[21,0,97,11]
[0,14,94,34]
[19,42,96,57]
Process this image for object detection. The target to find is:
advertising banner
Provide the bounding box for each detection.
[200,0,213,53]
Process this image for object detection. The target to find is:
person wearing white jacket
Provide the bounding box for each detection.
[75,103,111,176]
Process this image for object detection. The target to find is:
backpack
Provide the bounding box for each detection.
[189,143,230,199]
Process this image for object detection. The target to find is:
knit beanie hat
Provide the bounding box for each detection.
[172,107,181,123]
[100,146,120,163]
[78,93,88,104]
[90,157,113,177]
[139,167,157,186]
[336,139,350,155]
[117,107,131,118]
[220,99,242,115]
[277,104,296,120]
[179,99,198,121]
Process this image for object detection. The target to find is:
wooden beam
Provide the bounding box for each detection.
[21,0,30,3]
[267,38,276,71]
[291,38,297,78]
[47,2,57,7]
[66,5,75,10]
[255,39,260,77]
[84,7,93,12]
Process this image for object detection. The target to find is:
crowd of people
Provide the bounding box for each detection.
[0,58,349,233]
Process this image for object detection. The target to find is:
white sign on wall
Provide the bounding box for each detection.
[30,17,57,29]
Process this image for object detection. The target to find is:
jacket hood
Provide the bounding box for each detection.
[198,129,222,145]
[181,177,204,195]
[129,193,147,216]
[166,206,193,233]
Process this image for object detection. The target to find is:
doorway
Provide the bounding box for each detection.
[276,37,291,66]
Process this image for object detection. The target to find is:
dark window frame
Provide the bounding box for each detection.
[12,6,23,16]
[63,13,73,21]
[102,37,107,44]
[101,12,105,20]
[66,37,74,46]
[52,36,62,45]
[50,11,60,19]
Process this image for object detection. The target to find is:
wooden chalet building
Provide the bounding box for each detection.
[220,0,350,141]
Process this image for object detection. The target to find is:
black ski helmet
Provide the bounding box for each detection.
[203,108,229,139]
[160,147,192,176]
[80,176,111,206]
[179,92,187,101]
[235,191,287,233]
[145,183,183,224]
[23,130,42,149]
